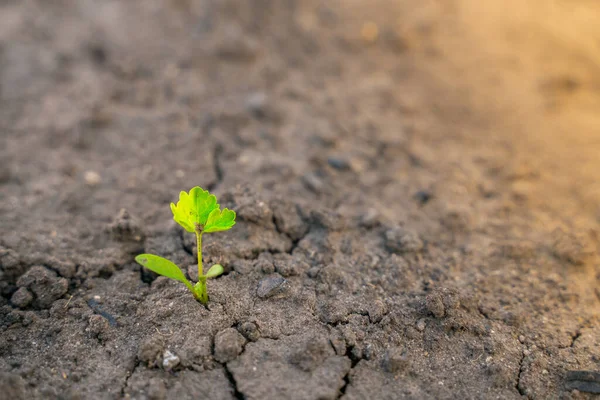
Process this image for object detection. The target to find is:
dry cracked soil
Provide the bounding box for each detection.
[1,0,600,399]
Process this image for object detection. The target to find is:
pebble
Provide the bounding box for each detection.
[565,370,600,394]
[414,190,432,205]
[238,322,260,342]
[256,274,289,299]
[162,350,180,370]
[327,156,350,170]
[302,172,325,193]
[416,319,426,332]
[84,170,101,186]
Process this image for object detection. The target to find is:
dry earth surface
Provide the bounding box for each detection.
[1,0,600,399]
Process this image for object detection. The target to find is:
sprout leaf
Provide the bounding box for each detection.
[170,186,220,232]
[135,254,193,291]
[206,264,225,279]
[203,208,236,233]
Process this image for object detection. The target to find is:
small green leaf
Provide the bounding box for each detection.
[203,208,236,233]
[171,201,194,233]
[190,186,219,225]
[135,254,193,291]
[206,264,224,279]
[170,186,220,232]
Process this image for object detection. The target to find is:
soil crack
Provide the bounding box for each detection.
[337,354,358,399]
[224,363,245,400]
[120,359,141,398]
[558,329,583,349]
[207,143,224,192]
[570,331,582,348]
[515,350,527,397]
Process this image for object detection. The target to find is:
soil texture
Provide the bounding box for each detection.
[1,1,600,399]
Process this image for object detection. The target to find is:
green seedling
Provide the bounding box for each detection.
[135,186,236,304]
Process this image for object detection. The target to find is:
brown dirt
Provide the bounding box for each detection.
[1,0,600,399]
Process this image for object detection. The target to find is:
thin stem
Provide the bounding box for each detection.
[195,230,208,304]
[196,231,203,279]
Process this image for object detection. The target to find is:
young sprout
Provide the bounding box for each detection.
[135,186,236,304]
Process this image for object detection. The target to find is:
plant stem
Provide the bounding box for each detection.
[196,231,203,278]
[197,277,208,304]
[195,231,208,304]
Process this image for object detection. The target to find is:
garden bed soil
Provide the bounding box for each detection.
[1,1,600,399]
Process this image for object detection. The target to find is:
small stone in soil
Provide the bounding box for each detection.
[565,371,600,394]
[256,274,289,299]
[84,170,101,186]
[414,190,432,205]
[162,350,180,370]
[238,321,260,342]
[327,156,350,170]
